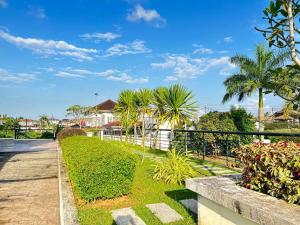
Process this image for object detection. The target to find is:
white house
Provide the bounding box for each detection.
[83,99,116,128]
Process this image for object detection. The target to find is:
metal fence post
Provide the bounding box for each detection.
[202,132,206,160]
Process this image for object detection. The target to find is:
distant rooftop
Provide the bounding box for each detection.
[94,99,116,111]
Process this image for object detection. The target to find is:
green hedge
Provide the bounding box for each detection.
[57,128,86,141]
[235,142,300,204]
[61,136,137,200]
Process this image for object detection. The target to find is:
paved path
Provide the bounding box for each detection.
[0,140,60,225]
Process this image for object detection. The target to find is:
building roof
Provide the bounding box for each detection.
[101,121,121,128]
[94,99,116,111]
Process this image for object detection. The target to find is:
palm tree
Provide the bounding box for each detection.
[39,115,50,129]
[152,87,168,148]
[134,88,153,148]
[160,84,197,145]
[115,90,135,143]
[222,44,287,132]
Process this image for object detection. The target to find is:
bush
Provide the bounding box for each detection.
[265,129,300,143]
[153,149,197,185]
[57,128,86,141]
[61,136,137,200]
[17,130,54,139]
[235,142,300,204]
[265,122,300,130]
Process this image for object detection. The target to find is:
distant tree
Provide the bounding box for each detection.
[66,105,88,129]
[39,115,50,129]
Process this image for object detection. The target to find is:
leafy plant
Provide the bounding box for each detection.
[153,149,197,185]
[235,142,300,204]
[61,136,137,201]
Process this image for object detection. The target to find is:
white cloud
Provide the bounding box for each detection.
[105,40,151,57]
[55,71,86,78]
[28,6,46,19]
[127,4,166,27]
[151,54,236,81]
[0,0,7,8]
[54,67,148,83]
[80,32,121,42]
[192,44,228,55]
[223,36,233,43]
[95,69,119,77]
[0,68,36,83]
[0,30,97,61]
[107,72,149,84]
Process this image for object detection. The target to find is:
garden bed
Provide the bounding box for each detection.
[60,137,215,225]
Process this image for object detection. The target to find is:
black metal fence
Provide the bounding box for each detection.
[103,128,300,167]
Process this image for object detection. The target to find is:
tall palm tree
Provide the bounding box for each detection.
[160,84,197,142]
[115,90,135,142]
[222,44,287,132]
[134,88,153,148]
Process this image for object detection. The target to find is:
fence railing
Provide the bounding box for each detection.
[0,128,56,139]
[102,128,300,167]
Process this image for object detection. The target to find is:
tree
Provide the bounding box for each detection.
[115,90,135,142]
[39,115,50,129]
[256,0,300,66]
[229,107,255,144]
[152,87,168,147]
[160,84,197,149]
[134,89,153,148]
[222,44,287,132]
[268,66,300,106]
[66,105,88,129]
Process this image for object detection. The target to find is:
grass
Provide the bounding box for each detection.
[62,138,199,225]
[77,156,198,225]
[65,138,237,225]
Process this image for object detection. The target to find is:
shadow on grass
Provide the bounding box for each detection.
[165,189,198,223]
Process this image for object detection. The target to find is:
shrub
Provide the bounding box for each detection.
[57,128,86,141]
[196,111,238,156]
[265,129,300,143]
[153,149,197,185]
[235,142,300,204]
[61,136,137,200]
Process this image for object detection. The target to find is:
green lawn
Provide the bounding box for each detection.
[66,138,236,225]
[77,156,198,225]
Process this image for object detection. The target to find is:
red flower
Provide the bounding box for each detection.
[255,155,261,161]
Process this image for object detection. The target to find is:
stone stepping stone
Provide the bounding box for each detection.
[213,170,234,174]
[146,203,183,223]
[111,208,146,225]
[179,199,198,214]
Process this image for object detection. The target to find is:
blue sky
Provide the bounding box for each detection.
[0,0,283,119]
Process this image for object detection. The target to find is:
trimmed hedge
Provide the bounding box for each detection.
[235,142,300,204]
[61,136,137,200]
[57,128,86,141]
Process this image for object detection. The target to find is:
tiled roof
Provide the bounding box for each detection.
[94,99,116,111]
[101,121,120,128]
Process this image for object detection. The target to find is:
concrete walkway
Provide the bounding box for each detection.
[0,140,60,225]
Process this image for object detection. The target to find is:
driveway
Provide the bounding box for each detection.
[0,140,60,225]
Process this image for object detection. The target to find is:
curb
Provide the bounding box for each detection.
[57,144,80,225]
